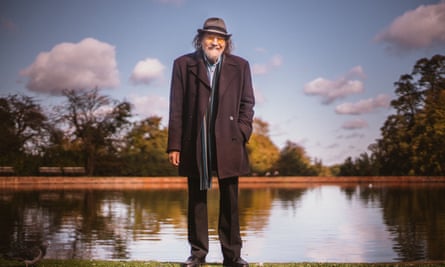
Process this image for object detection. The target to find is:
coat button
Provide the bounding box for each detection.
[229,116,234,120]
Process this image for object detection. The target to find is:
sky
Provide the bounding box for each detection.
[1,0,445,166]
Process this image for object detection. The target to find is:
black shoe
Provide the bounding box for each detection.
[223,257,249,267]
[182,255,205,267]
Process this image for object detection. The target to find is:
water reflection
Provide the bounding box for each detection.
[1,183,444,263]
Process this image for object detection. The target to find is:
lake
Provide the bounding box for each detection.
[1,178,445,263]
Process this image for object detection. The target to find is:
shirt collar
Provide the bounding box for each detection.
[203,54,221,67]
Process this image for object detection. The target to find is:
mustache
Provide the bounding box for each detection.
[207,44,221,49]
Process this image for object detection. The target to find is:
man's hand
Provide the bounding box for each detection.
[168,151,180,167]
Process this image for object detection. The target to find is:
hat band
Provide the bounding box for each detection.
[203,25,227,34]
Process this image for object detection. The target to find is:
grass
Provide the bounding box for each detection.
[1,259,445,267]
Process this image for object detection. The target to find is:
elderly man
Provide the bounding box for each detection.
[167,17,255,267]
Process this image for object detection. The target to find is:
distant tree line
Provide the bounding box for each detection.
[339,54,445,176]
[2,54,444,176]
[0,89,173,176]
[1,88,325,176]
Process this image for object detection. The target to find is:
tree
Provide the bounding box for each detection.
[338,153,378,176]
[339,157,355,176]
[0,94,48,170]
[41,126,84,168]
[121,116,176,176]
[55,89,132,175]
[371,54,445,175]
[273,140,317,176]
[246,118,279,175]
[410,55,445,174]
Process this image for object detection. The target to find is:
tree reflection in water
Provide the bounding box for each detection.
[0,183,444,262]
[339,184,445,261]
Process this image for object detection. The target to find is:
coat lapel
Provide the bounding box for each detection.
[218,55,238,97]
[188,52,211,89]
[187,53,239,98]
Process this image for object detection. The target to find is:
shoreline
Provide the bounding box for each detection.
[1,176,445,190]
[2,259,445,267]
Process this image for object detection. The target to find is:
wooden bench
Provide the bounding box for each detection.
[62,166,86,176]
[0,166,14,175]
[39,166,63,175]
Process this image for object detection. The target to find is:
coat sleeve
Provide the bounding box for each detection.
[238,60,255,142]
[167,59,184,152]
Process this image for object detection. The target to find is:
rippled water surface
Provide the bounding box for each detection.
[1,183,445,263]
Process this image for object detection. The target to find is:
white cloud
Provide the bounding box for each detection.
[303,66,365,104]
[130,58,165,86]
[252,54,283,75]
[337,132,365,140]
[375,1,445,50]
[130,94,169,120]
[342,119,368,130]
[20,38,119,95]
[335,94,391,115]
[252,64,268,75]
[347,65,366,79]
[270,55,283,67]
[254,47,267,53]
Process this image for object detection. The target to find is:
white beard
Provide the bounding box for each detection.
[203,48,222,64]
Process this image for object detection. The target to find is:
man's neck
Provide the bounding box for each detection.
[203,54,221,65]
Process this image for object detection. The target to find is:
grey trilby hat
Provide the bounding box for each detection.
[197,17,232,38]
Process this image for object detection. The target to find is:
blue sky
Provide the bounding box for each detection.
[1,0,445,166]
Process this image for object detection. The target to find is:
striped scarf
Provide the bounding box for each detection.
[200,57,222,190]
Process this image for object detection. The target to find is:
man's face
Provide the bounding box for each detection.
[201,33,226,64]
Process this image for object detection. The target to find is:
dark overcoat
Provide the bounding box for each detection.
[167,51,255,179]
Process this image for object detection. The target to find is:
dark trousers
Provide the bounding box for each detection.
[187,176,242,261]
